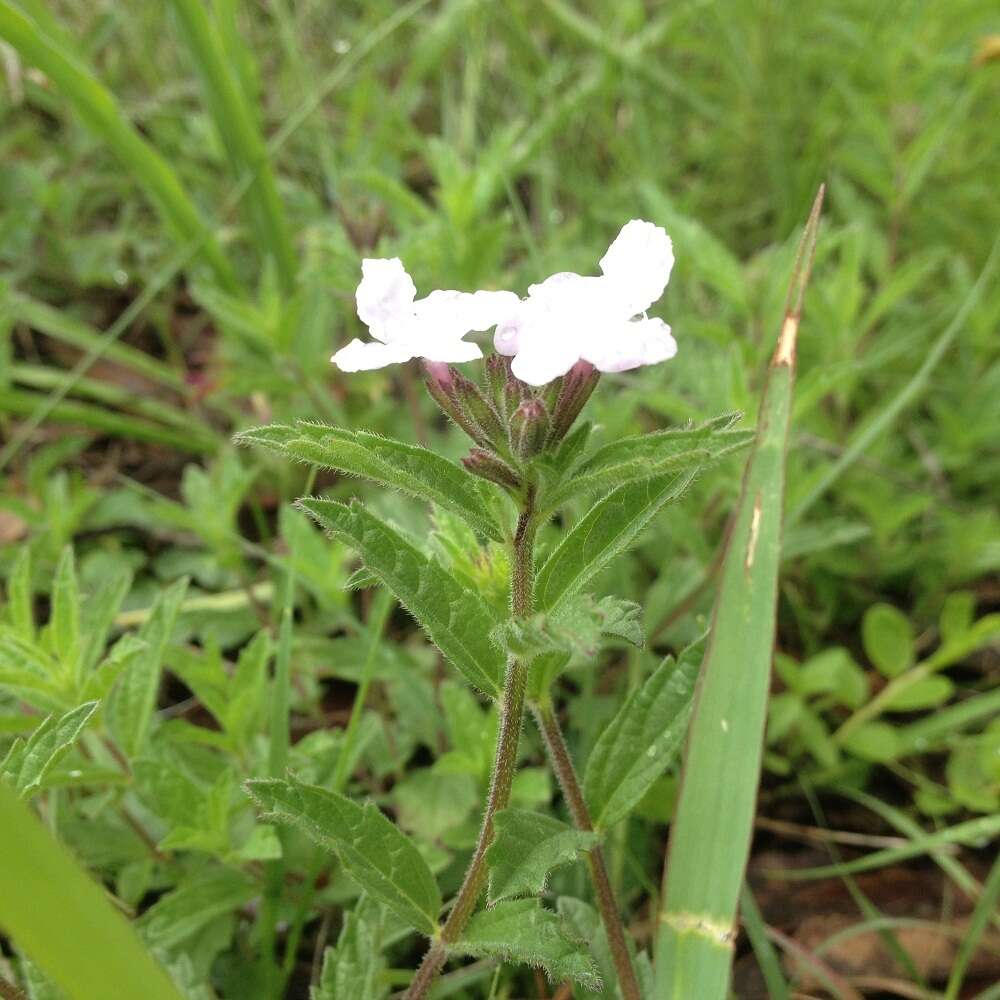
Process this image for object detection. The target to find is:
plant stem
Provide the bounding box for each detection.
[405,489,537,999]
[533,704,642,1000]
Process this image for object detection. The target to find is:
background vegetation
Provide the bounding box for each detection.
[1,1,998,997]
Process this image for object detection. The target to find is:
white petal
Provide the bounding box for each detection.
[355,258,417,336]
[331,338,413,372]
[582,318,677,373]
[599,219,674,315]
[413,289,520,340]
[418,338,484,364]
[509,329,580,386]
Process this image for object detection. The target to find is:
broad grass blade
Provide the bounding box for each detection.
[654,187,825,999]
[0,780,185,1000]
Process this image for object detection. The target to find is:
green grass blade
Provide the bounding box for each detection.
[167,0,298,293]
[6,292,185,392]
[0,387,217,453]
[738,885,789,1000]
[0,780,185,1000]
[0,1,239,293]
[654,187,825,1000]
[764,813,1000,881]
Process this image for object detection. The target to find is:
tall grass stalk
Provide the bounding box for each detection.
[167,0,298,293]
[0,1,239,294]
[654,187,825,999]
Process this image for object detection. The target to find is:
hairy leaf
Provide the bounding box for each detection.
[455,899,600,988]
[8,544,34,639]
[48,547,81,681]
[138,869,257,949]
[493,595,643,660]
[298,498,504,695]
[237,422,502,540]
[584,639,704,831]
[486,809,597,903]
[1,701,97,796]
[313,896,386,1000]
[106,577,188,757]
[79,565,133,675]
[535,471,696,613]
[247,777,441,935]
[0,628,63,711]
[543,417,750,510]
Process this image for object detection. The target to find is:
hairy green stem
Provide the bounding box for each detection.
[533,704,642,1000]
[405,489,537,999]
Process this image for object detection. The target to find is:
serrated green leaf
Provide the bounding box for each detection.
[543,420,751,511]
[486,809,597,903]
[455,899,600,988]
[80,634,146,704]
[106,577,188,756]
[49,547,80,680]
[79,566,132,675]
[313,896,387,1000]
[298,498,504,695]
[246,777,441,935]
[493,595,643,660]
[535,471,696,613]
[8,544,34,639]
[862,603,914,678]
[0,627,63,711]
[584,640,703,831]
[1,701,97,797]
[238,422,502,540]
[138,869,257,949]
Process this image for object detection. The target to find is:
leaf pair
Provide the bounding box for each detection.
[248,778,602,988]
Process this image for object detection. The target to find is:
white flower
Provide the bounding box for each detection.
[494,219,677,386]
[332,257,520,372]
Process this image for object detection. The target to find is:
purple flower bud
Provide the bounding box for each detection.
[462,448,521,491]
[509,398,551,460]
[548,361,600,443]
[424,362,484,444]
[424,362,504,449]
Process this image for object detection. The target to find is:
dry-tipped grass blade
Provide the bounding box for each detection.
[653,187,825,999]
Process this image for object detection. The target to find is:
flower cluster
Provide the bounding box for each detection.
[331,219,676,387]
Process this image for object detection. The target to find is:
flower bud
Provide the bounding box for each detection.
[462,448,521,491]
[453,371,506,448]
[548,361,600,443]
[509,398,551,460]
[484,354,512,412]
[424,361,504,449]
[503,376,533,424]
